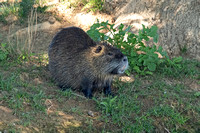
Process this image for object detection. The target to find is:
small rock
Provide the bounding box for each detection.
[88,110,94,117]
[3,130,8,133]
[5,14,18,23]
[48,16,56,24]
[33,78,42,85]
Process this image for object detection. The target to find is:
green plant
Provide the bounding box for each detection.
[94,91,144,132]
[82,0,104,12]
[194,92,200,97]
[7,8,37,61]
[149,105,188,125]
[180,44,187,54]
[0,43,9,61]
[87,21,176,75]
[18,0,34,18]
[0,73,16,92]
[94,96,118,115]
[0,2,20,23]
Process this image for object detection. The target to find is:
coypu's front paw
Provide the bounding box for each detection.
[104,87,115,97]
[82,89,93,99]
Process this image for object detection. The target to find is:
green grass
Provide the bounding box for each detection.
[0,2,20,23]
[0,15,200,131]
[81,0,104,12]
[93,59,200,132]
[0,1,48,24]
[0,57,199,132]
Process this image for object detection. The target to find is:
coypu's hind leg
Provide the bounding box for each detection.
[59,84,70,91]
[81,77,93,99]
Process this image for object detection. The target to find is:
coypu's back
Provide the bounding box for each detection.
[49,26,96,51]
[48,26,128,98]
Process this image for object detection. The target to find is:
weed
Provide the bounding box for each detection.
[82,0,104,12]
[194,92,200,97]
[18,0,34,18]
[7,8,37,60]
[149,105,188,125]
[87,21,182,75]
[180,44,187,54]
[157,59,200,78]
[0,73,17,92]
[0,43,9,61]
[31,89,46,111]
[0,2,20,23]
[36,6,48,13]
[94,87,144,132]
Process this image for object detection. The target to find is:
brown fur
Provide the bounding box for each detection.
[48,26,128,98]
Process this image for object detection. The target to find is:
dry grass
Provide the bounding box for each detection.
[7,8,37,57]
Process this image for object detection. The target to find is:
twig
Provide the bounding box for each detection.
[164,127,170,133]
[71,92,87,99]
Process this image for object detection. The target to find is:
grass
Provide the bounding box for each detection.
[0,0,48,24]
[0,2,20,23]
[0,54,199,132]
[93,59,200,132]
[0,24,200,132]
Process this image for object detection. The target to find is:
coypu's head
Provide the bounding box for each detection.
[90,42,129,75]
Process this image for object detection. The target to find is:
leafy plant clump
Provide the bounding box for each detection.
[0,2,20,23]
[0,1,48,23]
[87,21,182,75]
[18,0,34,18]
[82,0,104,12]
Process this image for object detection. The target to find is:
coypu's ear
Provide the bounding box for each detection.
[92,45,104,54]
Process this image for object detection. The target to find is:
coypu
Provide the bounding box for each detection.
[48,26,128,98]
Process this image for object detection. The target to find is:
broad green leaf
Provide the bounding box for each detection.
[145,71,153,75]
[147,63,156,71]
[194,92,200,97]
[134,66,141,73]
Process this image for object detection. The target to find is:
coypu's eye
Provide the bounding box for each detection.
[108,52,113,56]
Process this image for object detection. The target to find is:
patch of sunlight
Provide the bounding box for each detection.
[115,13,151,30]
[62,120,81,128]
[47,109,81,129]
[0,106,12,113]
[75,13,99,26]
[57,111,74,120]
[0,106,19,125]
